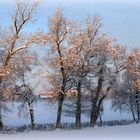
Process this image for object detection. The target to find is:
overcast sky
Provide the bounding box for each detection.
[0,0,140,49]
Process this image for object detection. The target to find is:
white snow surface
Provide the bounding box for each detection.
[1,124,140,140]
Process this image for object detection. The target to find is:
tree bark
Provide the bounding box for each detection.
[56,80,65,128]
[99,112,102,126]
[90,101,98,127]
[0,102,3,130]
[55,35,66,128]
[28,101,35,129]
[56,90,64,128]
[136,102,140,123]
[131,110,136,122]
[90,67,103,127]
[75,80,81,128]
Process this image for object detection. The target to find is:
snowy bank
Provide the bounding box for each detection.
[1,124,140,140]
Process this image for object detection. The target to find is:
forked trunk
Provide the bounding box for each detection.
[90,67,103,127]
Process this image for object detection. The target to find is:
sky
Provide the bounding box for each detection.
[0,0,140,49]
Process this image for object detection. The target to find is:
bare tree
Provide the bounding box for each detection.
[44,8,69,128]
[62,16,102,128]
[112,73,137,122]
[15,83,35,129]
[88,35,125,127]
[0,0,39,130]
[112,49,140,122]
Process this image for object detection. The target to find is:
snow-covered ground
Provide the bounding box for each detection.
[1,124,140,140]
[0,99,137,140]
[2,99,132,127]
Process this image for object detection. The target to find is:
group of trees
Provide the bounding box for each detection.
[0,0,139,130]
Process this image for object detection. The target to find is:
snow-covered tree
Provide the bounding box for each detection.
[112,48,140,122]
[0,0,40,130]
[43,8,70,128]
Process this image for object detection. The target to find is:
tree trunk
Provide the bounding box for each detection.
[90,67,103,127]
[136,102,140,123]
[99,112,102,126]
[56,92,64,128]
[55,40,66,129]
[0,102,3,130]
[75,80,81,128]
[28,101,35,129]
[0,118,3,131]
[131,110,136,122]
[56,83,65,128]
[90,103,98,127]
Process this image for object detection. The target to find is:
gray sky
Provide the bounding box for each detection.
[0,0,140,49]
